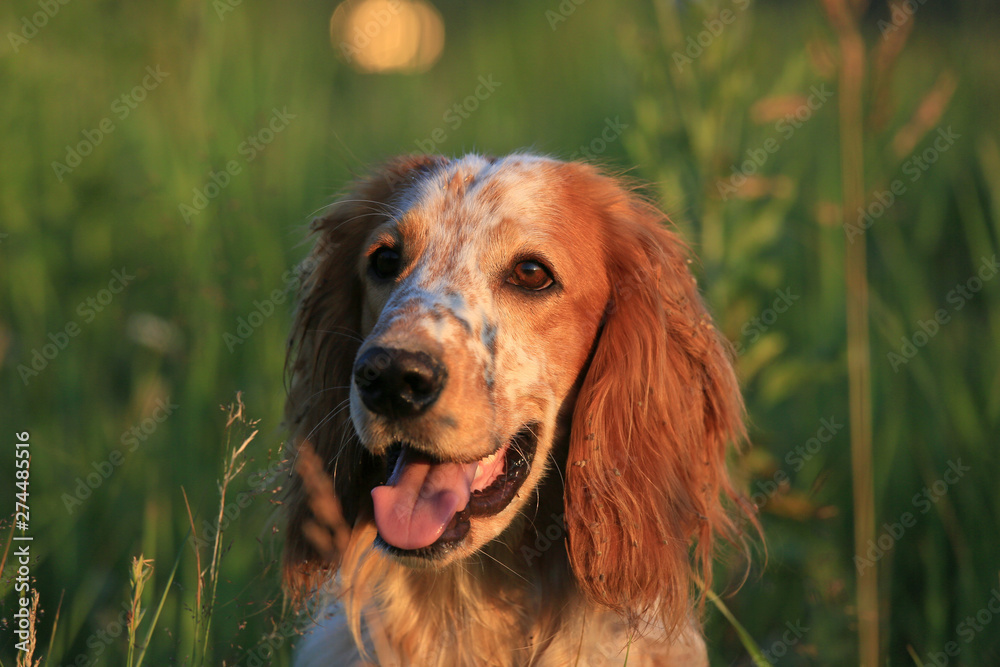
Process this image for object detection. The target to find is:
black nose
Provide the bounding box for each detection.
[353,347,447,418]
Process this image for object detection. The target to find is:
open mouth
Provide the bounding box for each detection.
[371,423,538,559]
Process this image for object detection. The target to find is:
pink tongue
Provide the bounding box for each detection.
[372,449,479,550]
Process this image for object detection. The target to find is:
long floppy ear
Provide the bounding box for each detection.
[282,154,447,598]
[564,174,753,635]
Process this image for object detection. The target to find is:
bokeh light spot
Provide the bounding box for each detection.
[330,0,445,74]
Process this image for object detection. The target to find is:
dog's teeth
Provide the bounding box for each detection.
[473,451,499,485]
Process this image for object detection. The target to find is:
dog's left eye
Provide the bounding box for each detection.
[370,247,402,280]
[508,260,554,290]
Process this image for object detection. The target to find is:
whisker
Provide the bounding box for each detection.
[331,198,404,216]
[307,328,365,343]
[300,386,352,406]
[546,447,566,489]
[513,423,542,478]
[331,428,362,485]
[316,201,403,237]
[301,398,353,445]
[306,202,336,219]
[323,209,393,235]
[478,548,530,585]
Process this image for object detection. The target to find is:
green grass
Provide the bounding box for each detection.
[1,0,999,664]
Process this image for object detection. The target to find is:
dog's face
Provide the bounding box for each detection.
[349,155,610,564]
[286,152,749,628]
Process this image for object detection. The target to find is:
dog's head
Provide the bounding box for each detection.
[284,153,749,627]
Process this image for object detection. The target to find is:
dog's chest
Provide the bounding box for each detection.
[294,603,707,667]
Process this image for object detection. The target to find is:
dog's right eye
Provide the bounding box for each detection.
[370,247,401,279]
[508,260,554,291]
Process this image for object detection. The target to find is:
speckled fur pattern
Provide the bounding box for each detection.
[283,153,754,666]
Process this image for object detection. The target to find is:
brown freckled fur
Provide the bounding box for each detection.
[283,153,758,666]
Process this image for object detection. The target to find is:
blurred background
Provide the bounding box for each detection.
[1,0,998,664]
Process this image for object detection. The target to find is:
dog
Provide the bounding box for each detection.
[282,153,754,665]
